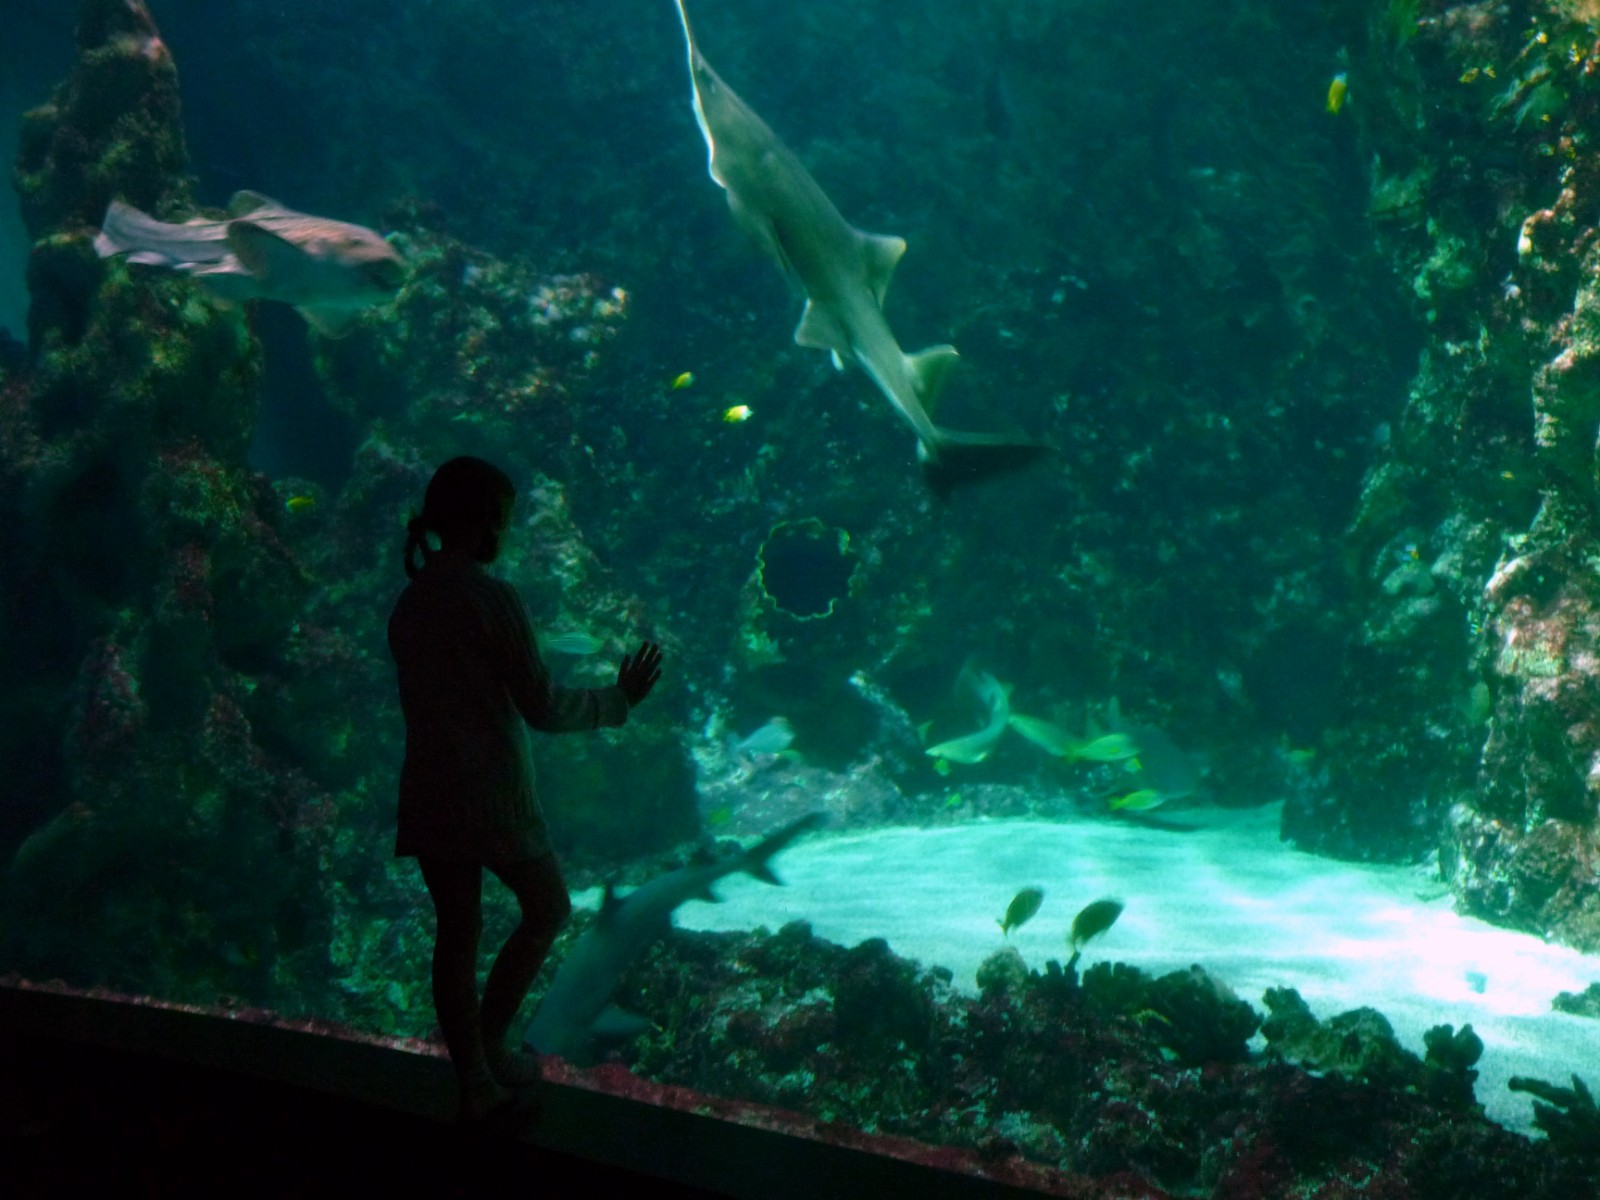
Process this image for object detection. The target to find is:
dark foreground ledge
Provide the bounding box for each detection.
[0,980,1100,1200]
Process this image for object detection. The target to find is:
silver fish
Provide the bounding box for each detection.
[734,716,796,756]
[540,631,606,657]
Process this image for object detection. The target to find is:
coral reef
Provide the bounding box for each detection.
[597,919,1598,1196]
[1309,0,1600,948]
[0,0,316,1004]
[1508,1072,1600,1162]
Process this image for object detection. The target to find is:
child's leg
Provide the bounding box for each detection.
[481,852,573,1074]
[418,856,507,1118]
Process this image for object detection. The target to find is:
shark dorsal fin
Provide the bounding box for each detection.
[227,190,284,219]
[908,345,960,416]
[858,232,906,307]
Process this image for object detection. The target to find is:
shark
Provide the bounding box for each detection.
[925,665,1011,764]
[673,1,1049,492]
[522,811,825,1062]
[93,191,406,337]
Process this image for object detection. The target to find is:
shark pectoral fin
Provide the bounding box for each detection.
[224,219,302,283]
[908,345,961,411]
[298,306,360,339]
[858,232,907,307]
[795,300,850,358]
[190,261,258,307]
[592,1005,655,1042]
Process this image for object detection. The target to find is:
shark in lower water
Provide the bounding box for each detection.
[93,191,405,337]
[523,812,825,1062]
[673,1,1048,493]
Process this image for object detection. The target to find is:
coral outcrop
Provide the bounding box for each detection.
[600,919,1599,1196]
[1314,0,1600,948]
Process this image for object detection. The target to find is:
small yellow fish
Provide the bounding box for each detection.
[1066,732,1139,763]
[723,404,753,423]
[932,757,952,777]
[1460,68,1481,83]
[1107,788,1165,812]
[672,371,695,390]
[1326,72,1348,114]
[285,494,316,513]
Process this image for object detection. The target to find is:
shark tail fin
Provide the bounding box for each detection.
[740,812,827,886]
[921,427,1054,497]
[94,200,172,261]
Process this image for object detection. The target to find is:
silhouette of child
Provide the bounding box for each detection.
[388,455,662,1126]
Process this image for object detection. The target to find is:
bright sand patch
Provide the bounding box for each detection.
[612,806,1600,1135]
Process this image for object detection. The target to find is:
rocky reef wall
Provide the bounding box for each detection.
[1313,0,1600,949]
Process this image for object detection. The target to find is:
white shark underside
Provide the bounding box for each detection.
[523,812,825,1062]
[673,1,1047,492]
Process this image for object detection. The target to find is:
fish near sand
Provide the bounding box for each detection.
[93,191,405,337]
[998,886,1044,937]
[673,1,1048,493]
[1069,897,1123,953]
[523,812,825,1061]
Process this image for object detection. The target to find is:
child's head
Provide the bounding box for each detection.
[404,456,516,578]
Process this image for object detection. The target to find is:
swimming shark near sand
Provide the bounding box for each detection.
[673,1,1049,493]
[93,191,405,337]
[523,812,825,1062]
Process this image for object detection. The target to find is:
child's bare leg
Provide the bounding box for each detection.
[419,857,509,1120]
[482,852,573,1082]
